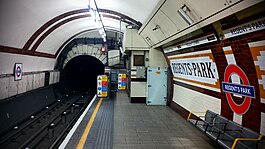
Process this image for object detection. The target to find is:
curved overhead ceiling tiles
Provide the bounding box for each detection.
[23,9,88,50]
[95,0,160,22]
[31,14,90,53]
[0,0,50,49]
[37,17,96,54]
[37,16,126,54]
[55,28,123,58]
[25,9,140,53]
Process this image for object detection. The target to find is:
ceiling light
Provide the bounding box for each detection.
[177,4,194,25]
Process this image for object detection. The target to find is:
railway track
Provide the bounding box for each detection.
[0,91,94,149]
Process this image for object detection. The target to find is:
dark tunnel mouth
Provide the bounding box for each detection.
[60,55,105,93]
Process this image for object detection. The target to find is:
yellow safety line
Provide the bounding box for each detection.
[76,98,103,149]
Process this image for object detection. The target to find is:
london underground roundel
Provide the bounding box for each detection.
[222,65,255,115]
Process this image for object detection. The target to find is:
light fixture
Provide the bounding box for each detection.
[144,37,152,46]
[177,4,194,25]
[88,0,106,42]
[119,46,124,53]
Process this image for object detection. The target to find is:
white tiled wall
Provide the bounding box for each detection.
[8,77,18,97]
[0,77,9,99]
[49,71,60,85]
[0,71,53,100]
[18,75,27,94]
[26,75,33,92]
[173,84,221,118]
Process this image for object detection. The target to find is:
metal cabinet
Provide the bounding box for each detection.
[146,67,168,105]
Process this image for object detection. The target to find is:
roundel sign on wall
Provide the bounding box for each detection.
[222,64,255,115]
[14,63,23,81]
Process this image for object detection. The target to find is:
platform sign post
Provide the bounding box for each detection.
[118,73,126,90]
[97,75,108,97]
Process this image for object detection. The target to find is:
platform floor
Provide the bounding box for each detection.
[65,92,219,149]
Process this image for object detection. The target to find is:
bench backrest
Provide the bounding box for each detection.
[225,121,243,138]
[205,110,218,123]
[213,115,228,131]
[236,128,260,148]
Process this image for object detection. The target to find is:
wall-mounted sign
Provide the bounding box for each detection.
[224,17,265,39]
[97,75,108,97]
[14,63,22,81]
[118,73,126,90]
[222,65,255,115]
[168,49,220,92]
[164,34,217,53]
[249,40,265,104]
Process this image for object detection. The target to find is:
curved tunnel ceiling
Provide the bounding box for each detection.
[0,0,160,58]
[61,55,105,92]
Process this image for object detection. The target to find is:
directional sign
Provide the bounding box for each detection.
[118,73,126,90]
[222,64,255,115]
[97,75,108,97]
[14,63,22,81]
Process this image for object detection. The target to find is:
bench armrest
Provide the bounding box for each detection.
[231,134,263,149]
[187,111,207,120]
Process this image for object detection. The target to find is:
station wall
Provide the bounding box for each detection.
[164,23,265,135]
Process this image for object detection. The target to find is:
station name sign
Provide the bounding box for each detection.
[164,34,217,53]
[222,64,255,115]
[224,17,265,39]
[222,82,255,98]
[171,62,215,79]
[169,50,220,92]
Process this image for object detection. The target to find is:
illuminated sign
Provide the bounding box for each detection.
[164,34,217,53]
[224,17,265,39]
[97,75,108,97]
[118,73,126,90]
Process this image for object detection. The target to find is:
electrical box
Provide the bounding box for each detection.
[136,66,146,78]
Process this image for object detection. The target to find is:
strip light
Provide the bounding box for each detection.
[177,4,194,25]
[88,0,106,42]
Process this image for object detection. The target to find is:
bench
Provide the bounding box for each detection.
[187,110,263,149]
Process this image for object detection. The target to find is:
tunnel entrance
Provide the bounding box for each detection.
[61,55,104,93]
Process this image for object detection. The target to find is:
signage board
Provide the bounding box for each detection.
[14,63,22,81]
[118,73,126,90]
[224,17,265,39]
[168,50,220,92]
[164,34,217,53]
[97,75,108,97]
[222,65,255,115]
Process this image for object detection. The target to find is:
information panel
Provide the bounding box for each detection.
[118,73,126,90]
[97,75,108,97]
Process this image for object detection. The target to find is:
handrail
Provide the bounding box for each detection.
[187,109,208,120]
[231,134,263,149]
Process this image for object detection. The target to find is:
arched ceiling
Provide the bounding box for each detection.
[0,0,160,57]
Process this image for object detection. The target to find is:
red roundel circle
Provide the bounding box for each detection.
[224,65,251,115]
[16,66,21,77]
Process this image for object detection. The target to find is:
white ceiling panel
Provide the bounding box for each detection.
[0,0,160,52]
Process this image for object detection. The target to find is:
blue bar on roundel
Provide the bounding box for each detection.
[221,82,255,98]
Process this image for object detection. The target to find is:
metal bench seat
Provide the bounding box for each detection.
[188,110,218,132]
[187,110,263,149]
